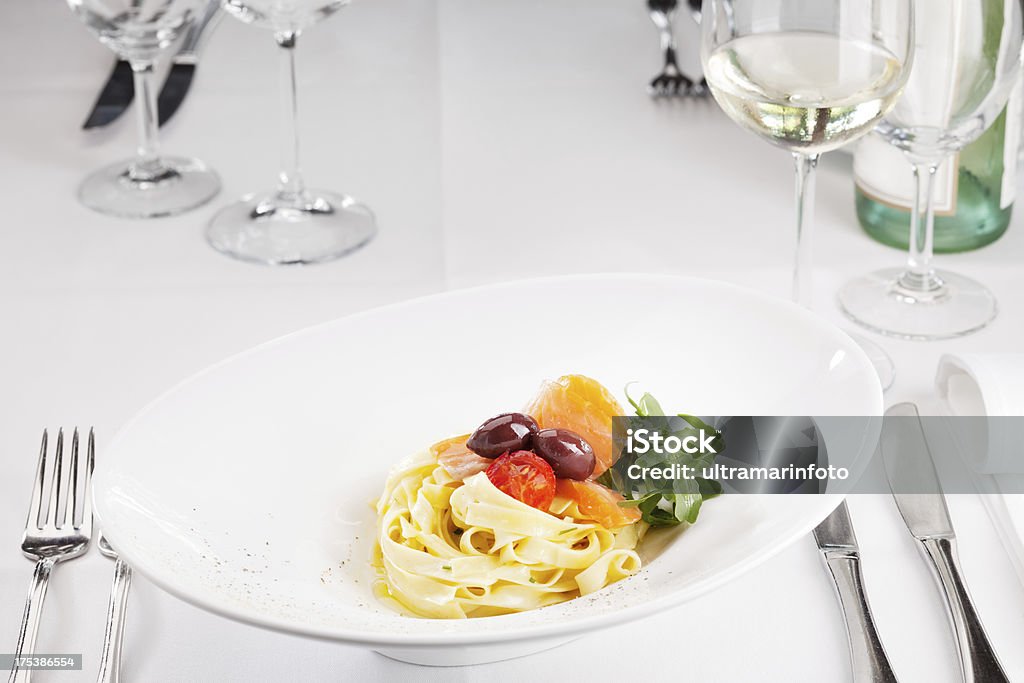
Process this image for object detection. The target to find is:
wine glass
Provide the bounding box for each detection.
[67,0,221,218]
[206,0,376,265]
[700,0,914,387]
[839,1,1024,340]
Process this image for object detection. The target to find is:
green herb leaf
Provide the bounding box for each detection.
[602,386,724,528]
[697,477,723,498]
[625,383,666,417]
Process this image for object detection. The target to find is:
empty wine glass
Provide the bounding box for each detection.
[701,0,914,387]
[206,0,376,265]
[839,1,1024,340]
[68,0,221,218]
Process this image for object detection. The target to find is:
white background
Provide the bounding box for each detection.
[1,0,1023,680]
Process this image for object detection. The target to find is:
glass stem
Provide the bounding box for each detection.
[900,161,944,292]
[275,30,305,199]
[128,60,165,183]
[792,152,820,308]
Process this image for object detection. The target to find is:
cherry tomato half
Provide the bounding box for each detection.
[485,451,556,511]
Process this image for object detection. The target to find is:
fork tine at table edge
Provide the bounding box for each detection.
[64,429,79,530]
[80,429,95,534]
[26,431,47,530]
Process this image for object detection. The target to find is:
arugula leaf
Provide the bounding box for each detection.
[624,383,666,418]
[678,414,726,453]
[597,387,723,528]
[697,477,723,498]
[616,491,659,509]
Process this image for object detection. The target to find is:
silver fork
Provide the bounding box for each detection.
[95,533,132,683]
[9,429,94,683]
[647,0,703,97]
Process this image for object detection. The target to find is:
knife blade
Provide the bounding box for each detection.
[82,60,135,130]
[813,501,898,682]
[881,403,1009,683]
[157,63,196,127]
[157,1,222,126]
[881,403,955,538]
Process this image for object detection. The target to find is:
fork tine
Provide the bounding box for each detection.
[78,428,95,534]
[44,428,64,528]
[26,430,48,529]
[64,428,80,529]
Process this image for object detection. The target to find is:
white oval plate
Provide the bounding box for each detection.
[93,274,882,665]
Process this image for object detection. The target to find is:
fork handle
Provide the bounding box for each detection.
[96,559,133,683]
[8,558,55,683]
[658,21,678,62]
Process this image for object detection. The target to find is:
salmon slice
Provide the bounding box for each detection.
[556,479,641,529]
[433,434,492,481]
[523,374,624,476]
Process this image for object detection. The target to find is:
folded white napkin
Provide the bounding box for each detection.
[936,353,1024,585]
[936,353,1024,472]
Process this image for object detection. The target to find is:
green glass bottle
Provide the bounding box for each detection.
[854,97,1019,253]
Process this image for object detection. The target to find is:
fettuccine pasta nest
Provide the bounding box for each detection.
[372,450,644,618]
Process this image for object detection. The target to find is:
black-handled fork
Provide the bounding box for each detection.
[647,0,708,97]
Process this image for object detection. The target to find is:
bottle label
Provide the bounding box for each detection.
[855,0,1020,214]
[854,138,959,215]
[854,0,964,214]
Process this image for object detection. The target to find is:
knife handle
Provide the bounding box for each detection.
[821,553,898,683]
[919,537,1009,683]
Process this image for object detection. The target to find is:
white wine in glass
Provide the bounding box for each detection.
[705,32,906,155]
[700,0,914,388]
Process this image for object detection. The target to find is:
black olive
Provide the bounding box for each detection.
[466,413,539,458]
[532,428,596,480]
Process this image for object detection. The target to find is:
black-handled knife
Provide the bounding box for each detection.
[81,1,221,130]
[82,60,134,130]
[158,1,222,126]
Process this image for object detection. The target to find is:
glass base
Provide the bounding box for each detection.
[206,189,376,265]
[78,156,220,219]
[839,267,997,340]
[848,333,895,392]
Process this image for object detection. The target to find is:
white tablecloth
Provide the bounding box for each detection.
[2,1,1023,680]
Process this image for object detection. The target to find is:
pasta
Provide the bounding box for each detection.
[372,450,643,618]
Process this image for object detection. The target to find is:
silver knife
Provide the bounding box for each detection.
[157,1,223,126]
[813,501,899,682]
[881,403,1010,683]
[82,60,134,130]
